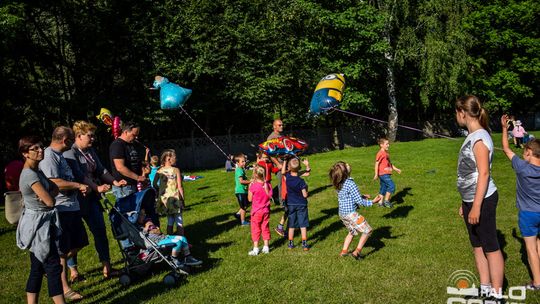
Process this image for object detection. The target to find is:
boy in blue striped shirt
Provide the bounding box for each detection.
[329,161,373,260]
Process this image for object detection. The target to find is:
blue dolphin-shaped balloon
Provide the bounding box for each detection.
[153,76,192,110]
[309,73,346,115]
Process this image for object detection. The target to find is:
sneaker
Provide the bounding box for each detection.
[383,201,393,208]
[274,226,285,237]
[526,282,540,290]
[172,258,185,268]
[261,246,270,254]
[241,221,250,226]
[248,248,259,256]
[184,255,203,266]
[288,241,295,249]
[339,251,349,257]
[302,244,310,251]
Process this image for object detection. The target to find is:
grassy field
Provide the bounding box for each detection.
[1,132,539,303]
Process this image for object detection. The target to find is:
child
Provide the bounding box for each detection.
[233,153,251,225]
[512,120,527,148]
[247,165,273,255]
[153,149,185,235]
[274,157,310,237]
[140,217,202,268]
[373,137,401,208]
[148,155,160,186]
[256,151,280,184]
[455,95,503,300]
[329,161,373,260]
[501,114,540,290]
[283,158,310,250]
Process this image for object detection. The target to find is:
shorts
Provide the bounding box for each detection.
[287,205,309,228]
[57,211,89,256]
[340,212,372,236]
[518,210,540,237]
[236,193,249,211]
[378,174,395,195]
[462,191,499,253]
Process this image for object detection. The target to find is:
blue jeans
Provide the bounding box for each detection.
[378,174,395,195]
[112,184,136,200]
[67,201,110,268]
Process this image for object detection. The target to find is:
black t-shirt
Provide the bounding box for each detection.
[109,138,141,186]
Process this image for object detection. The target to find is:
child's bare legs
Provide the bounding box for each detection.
[341,233,354,254]
[352,232,370,257]
[300,227,307,241]
[384,192,391,202]
[288,228,295,241]
[373,194,384,206]
[473,247,504,296]
[523,236,540,285]
[239,208,246,223]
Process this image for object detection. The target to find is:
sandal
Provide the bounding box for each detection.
[103,268,121,279]
[64,289,83,301]
[69,274,86,284]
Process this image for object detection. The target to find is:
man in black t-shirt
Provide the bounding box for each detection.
[109,121,146,199]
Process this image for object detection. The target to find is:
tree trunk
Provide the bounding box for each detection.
[384,35,398,142]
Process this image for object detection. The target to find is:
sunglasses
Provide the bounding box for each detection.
[28,145,44,152]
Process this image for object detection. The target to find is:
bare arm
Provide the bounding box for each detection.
[49,178,89,195]
[248,189,253,202]
[31,182,56,207]
[176,168,184,199]
[373,161,379,180]
[300,158,311,177]
[392,164,401,174]
[468,141,490,225]
[501,114,516,160]
[302,188,308,198]
[113,158,145,182]
[281,159,288,175]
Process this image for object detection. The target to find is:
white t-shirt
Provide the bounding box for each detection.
[457,129,497,202]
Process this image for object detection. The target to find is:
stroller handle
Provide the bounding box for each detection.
[101,193,114,211]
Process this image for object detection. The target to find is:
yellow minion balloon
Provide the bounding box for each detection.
[309,73,345,115]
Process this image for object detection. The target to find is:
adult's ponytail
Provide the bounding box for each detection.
[479,108,490,132]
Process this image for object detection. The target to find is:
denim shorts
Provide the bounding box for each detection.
[288,205,309,228]
[378,174,395,195]
[518,210,540,237]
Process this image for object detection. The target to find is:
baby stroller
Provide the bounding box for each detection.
[103,188,188,287]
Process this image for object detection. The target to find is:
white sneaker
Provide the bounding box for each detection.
[261,246,270,254]
[248,248,259,256]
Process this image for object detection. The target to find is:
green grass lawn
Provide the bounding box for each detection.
[1,132,539,303]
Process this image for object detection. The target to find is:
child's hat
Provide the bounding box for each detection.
[515,120,522,126]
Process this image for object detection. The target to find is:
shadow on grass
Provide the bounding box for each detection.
[364,226,402,257]
[0,225,16,236]
[392,187,412,205]
[197,186,210,190]
[382,205,414,219]
[308,207,339,246]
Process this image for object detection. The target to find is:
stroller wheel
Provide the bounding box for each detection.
[163,272,177,286]
[119,273,132,287]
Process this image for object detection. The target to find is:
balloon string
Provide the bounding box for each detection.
[328,107,504,150]
[179,106,230,158]
[331,107,456,140]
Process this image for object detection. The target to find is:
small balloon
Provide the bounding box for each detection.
[96,108,114,126]
[112,116,122,139]
[309,73,345,115]
[153,76,192,110]
[258,136,308,158]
